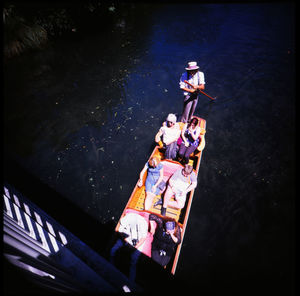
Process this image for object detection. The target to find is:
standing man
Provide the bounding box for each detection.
[179,61,205,123]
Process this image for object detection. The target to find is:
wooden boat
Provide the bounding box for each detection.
[114,116,206,275]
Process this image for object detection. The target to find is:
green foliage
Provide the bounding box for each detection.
[34,8,74,37]
[4,4,48,58]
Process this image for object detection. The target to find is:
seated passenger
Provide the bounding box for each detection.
[177,117,201,164]
[110,212,149,281]
[155,113,181,160]
[149,214,181,267]
[138,156,166,210]
[161,164,197,216]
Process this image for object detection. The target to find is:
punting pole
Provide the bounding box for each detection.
[184,80,216,100]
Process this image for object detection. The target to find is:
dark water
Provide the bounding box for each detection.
[4,3,295,294]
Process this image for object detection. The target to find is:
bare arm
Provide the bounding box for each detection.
[135,236,147,249]
[137,165,147,187]
[181,124,187,141]
[149,220,157,235]
[155,130,163,143]
[196,84,205,90]
[185,181,197,193]
[181,86,197,93]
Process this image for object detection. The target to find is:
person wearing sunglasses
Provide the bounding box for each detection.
[155,113,181,160]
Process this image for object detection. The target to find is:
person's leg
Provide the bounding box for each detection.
[169,141,178,160]
[167,194,186,209]
[177,143,187,161]
[164,144,172,159]
[129,249,141,282]
[165,142,178,160]
[161,186,174,215]
[181,95,193,123]
[183,145,197,163]
[110,239,124,264]
[144,191,156,210]
[188,96,198,121]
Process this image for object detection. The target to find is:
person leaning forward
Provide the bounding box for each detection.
[179,61,205,123]
[155,113,181,160]
[161,164,197,216]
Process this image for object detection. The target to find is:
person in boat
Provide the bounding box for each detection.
[155,113,181,160]
[110,212,149,281]
[177,117,201,164]
[179,61,205,123]
[160,164,197,216]
[149,214,181,267]
[137,156,166,210]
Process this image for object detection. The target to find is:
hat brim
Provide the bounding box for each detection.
[185,66,199,70]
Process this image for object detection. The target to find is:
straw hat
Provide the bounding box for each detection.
[185,61,199,71]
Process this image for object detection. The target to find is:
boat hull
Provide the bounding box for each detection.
[114,116,206,275]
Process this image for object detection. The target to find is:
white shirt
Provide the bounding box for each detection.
[179,71,205,96]
[159,122,181,144]
[170,168,197,196]
[119,213,148,250]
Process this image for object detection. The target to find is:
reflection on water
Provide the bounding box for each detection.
[4,2,294,292]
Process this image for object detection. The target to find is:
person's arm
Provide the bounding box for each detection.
[182,86,197,93]
[181,123,187,143]
[185,180,197,193]
[184,173,197,194]
[175,227,181,244]
[168,230,179,244]
[137,165,147,187]
[180,73,197,93]
[196,84,205,90]
[149,214,163,229]
[181,124,189,146]
[155,125,166,147]
[195,72,205,90]
[149,220,157,235]
[135,236,147,249]
[197,134,206,151]
[155,129,163,143]
[167,225,181,244]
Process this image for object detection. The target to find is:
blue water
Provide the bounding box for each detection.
[4,3,295,293]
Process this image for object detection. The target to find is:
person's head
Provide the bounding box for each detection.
[166,113,177,127]
[164,219,176,233]
[182,164,193,177]
[188,117,199,128]
[185,61,199,76]
[148,156,160,168]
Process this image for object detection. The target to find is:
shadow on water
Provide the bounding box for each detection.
[4,155,115,255]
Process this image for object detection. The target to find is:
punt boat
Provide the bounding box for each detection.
[114,116,206,275]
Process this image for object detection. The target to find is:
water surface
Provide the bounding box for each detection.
[4,3,295,293]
